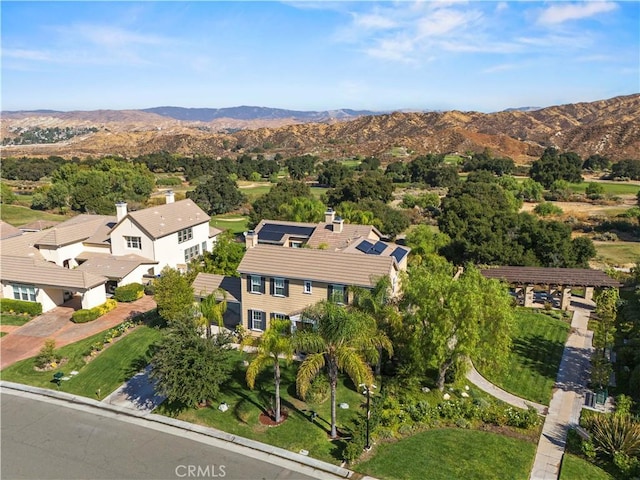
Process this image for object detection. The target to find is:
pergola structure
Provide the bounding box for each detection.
[480,266,621,310]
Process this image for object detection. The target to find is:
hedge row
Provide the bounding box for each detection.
[0,298,42,316]
[114,283,144,302]
[71,299,117,323]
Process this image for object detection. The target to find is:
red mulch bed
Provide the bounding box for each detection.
[259,411,289,426]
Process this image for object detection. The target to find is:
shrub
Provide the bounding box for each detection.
[71,299,117,323]
[0,298,42,316]
[156,177,182,186]
[534,202,563,217]
[114,283,144,302]
[305,373,330,404]
[591,414,640,460]
[234,400,253,424]
[34,339,61,369]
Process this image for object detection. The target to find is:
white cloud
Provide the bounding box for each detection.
[2,48,53,62]
[537,1,618,25]
[58,24,169,48]
[365,36,416,63]
[352,12,398,30]
[482,63,519,74]
[416,8,482,38]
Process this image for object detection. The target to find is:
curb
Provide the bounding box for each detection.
[0,381,359,480]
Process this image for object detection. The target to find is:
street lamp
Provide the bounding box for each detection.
[359,383,376,451]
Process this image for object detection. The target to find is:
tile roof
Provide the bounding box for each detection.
[306,222,382,250]
[238,245,395,287]
[19,220,61,232]
[192,273,241,303]
[75,252,157,280]
[1,230,48,257]
[0,221,22,240]
[0,255,106,290]
[36,215,115,247]
[126,199,210,239]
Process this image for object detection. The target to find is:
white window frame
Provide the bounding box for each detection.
[290,241,303,248]
[125,236,141,249]
[251,310,265,331]
[271,312,288,321]
[184,244,200,262]
[13,284,36,302]
[250,275,262,294]
[178,227,193,244]
[304,280,313,294]
[273,277,285,297]
[331,284,346,304]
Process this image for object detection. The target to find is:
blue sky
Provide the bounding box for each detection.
[2,1,639,113]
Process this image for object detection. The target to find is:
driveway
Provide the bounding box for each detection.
[0,295,156,370]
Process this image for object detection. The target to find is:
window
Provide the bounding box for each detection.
[13,284,36,302]
[304,280,313,294]
[270,312,288,321]
[290,241,303,248]
[125,236,141,249]
[178,227,193,243]
[250,310,265,331]
[271,277,287,297]
[249,275,264,294]
[202,241,207,253]
[184,244,200,262]
[329,284,347,304]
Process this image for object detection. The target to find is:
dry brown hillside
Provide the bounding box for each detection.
[2,94,638,162]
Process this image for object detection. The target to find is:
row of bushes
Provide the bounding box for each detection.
[71,299,117,323]
[83,320,137,357]
[113,283,144,302]
[343,383,540,462]
[0,298,42,316]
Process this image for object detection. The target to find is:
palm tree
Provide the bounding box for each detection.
[197,289,227,338]
[244,318,294,423]
[294,300,393,438]
[351,276,401,375]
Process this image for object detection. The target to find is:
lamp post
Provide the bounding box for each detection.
[359,383,376,451]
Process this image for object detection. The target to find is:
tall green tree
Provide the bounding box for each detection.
[151,321,234,409]
[188,231,245,278]
[294,301,392,438]
[153,266,195,324]
[243,319,294,423]
[399,263,513,390]
[187,174,245,215]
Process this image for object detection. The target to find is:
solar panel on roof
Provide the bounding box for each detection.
[391,247,408,263]
[258,231,286,242]
[372,241,387,255]
[260,223,315,237]
[356,240,374,253]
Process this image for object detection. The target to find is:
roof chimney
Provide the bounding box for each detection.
[116,202,128,223]
[332,216,344,233]
[245,230,258,249]
[165,190,175,204]
[325,208,335,224]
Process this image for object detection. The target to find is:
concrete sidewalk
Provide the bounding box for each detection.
[466,363,548,415]
[529,301,595,480]
[102,365,166,412]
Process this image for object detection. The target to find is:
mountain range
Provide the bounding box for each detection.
[2,94,638,163]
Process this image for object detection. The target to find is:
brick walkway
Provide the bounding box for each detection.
[0,295,156,370]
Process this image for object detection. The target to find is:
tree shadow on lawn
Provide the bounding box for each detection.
[511,334,566,380]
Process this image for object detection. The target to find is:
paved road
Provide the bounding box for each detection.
[0,390,324,480]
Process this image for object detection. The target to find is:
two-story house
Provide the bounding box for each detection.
[0,191,220,312]
[235,210,410,334]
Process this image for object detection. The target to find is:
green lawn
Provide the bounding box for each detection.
[0,325,162,398]
[158,356,365,465]
[310,186,329,199]
[210,215,249,234]
[355,428,536,480]
[1,313,33,326]
[238,181,273,201]
[478,308,570,405]
[560,454,615,480]
[0,204,68,226]
[593,241,640,266]
[568,182,640,196]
